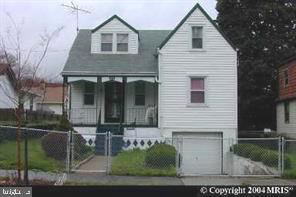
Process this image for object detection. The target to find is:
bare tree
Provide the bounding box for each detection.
[0,13,63,183]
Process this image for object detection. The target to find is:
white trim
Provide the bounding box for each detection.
[102,77,123,83]
[186,75,208,107]
[127,77,155,83]
[68,77,97,83]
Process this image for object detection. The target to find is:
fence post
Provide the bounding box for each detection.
[107,131,112,174]
[24,129,29,186]
[66,130,71,173]
[278,137,282,176]
[281,137,285,175]
[104,132,108,174]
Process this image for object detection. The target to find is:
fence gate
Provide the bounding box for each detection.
[69,132,109,173]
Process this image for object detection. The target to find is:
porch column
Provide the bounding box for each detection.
[121,77,126,124]
[62,76,68,117]
[96,76,101,124]
[154,77,158,126]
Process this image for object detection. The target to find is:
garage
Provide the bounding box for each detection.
[173,132,223,176]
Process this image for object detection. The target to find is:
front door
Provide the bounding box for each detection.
[104,81,122,123]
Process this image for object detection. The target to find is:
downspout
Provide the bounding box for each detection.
[157,48,162,134]
[236,48,240,139]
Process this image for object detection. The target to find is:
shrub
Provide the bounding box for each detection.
[284,155,292,169]
[41,131,88,161]
[262,151,278,167]
[54,117,73,131]
[249,150,263,161]
[145,143,176,168]
[41,133,67,160]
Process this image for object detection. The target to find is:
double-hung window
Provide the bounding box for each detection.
[190,78,205,104]
[135,81,145,106]
[84,82,95,105]
[101,33,113,52]
[117,33,128,52]
[284,69,289,87]
[284,101,290,124]
[192,26,203,49]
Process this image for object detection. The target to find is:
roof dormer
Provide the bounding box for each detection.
[91,15,139,54]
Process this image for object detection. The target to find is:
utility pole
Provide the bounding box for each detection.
[61,1,91,34]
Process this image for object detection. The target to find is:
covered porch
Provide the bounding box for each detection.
[64,76,158,127]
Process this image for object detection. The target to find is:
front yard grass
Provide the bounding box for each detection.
[0,139,64,172]
[111,149,176,177]
[283,153,296,179]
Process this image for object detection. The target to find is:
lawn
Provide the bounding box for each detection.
[111,149,176,177]
[283,153,296,179]
[0,139,64,172]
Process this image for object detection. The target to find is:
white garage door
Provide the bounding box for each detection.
[174,132,223,176]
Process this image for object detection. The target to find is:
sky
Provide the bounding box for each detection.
[0,0,218,81]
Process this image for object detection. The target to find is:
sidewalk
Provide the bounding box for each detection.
[66,172,183,185]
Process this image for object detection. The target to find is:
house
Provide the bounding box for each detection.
[0,63,17,108]
[23,82,64,115]
[61,3,238,175]
[277,56,296,137]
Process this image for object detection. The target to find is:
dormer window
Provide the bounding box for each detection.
[101,33,113,52]
[117,33,128,52]
[191,26,203,49]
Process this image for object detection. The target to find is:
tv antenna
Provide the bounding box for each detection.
[61,1,91,34]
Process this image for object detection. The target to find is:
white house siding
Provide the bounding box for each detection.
[159,7,237,139]
[0,74,17,108]
[91,18,138,54]
[70,81,99,124]
[277,100,296,137]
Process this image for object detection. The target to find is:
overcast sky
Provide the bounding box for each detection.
[0,0,217,81]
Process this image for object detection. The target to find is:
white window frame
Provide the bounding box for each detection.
[100,33,113,53]
[83,81,96,106]
[188,23,206,51]
[187,76,208,107]
[116,33,129,53]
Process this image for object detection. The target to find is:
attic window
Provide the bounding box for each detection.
[101,33,113,52]
[117,34,128,52]
[192,26,203,49]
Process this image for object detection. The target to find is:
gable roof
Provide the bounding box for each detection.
[62,30,171,76]
[91,15,138,34]
[279,55,296,68]
[158,3,237,51]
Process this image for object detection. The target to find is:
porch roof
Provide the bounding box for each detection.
[62,30,171,76]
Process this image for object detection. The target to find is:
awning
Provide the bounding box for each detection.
[102,77,123,83]
[127,77,155,83]
[68,77,97,83]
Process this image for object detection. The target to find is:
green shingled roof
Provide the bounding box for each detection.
[62,30,170,76]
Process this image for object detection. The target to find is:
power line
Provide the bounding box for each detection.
[61,1,91,34]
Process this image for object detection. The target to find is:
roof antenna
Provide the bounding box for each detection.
[61,1,91,34]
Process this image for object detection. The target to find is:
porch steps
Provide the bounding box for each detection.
[95,124,124,156]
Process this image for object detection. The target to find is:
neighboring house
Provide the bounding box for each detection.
[277,56,296,137]
[0,63,17,108]
[62,3,238,175]
[23,82,63,115]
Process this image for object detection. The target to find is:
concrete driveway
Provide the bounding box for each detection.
[181,176,296,186]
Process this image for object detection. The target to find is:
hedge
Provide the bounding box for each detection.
[233,143,291,169]
[145,143,176,168]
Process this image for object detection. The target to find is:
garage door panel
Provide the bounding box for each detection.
[174,132,223,176]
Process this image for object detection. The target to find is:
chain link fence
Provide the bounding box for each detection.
[230,138,281,176]
[2,125,296,179]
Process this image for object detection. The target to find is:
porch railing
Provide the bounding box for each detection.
[67,107,158,126]
[68,108,97,125]
[126,107,157,126]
